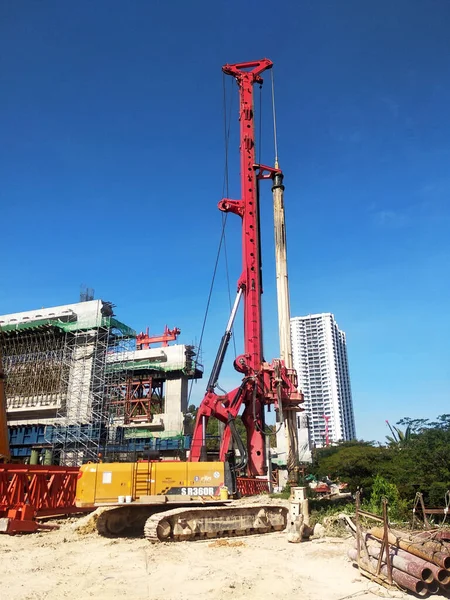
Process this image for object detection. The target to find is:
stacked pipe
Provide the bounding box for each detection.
[348,528,450,596]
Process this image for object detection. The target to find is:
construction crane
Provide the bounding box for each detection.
[75,58,302,542]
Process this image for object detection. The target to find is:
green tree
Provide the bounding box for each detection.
[391,426,450,506]
[385,423,412,447]
[428,414,450,431]
[313,441,392,498]
[184,405,248,451]
[309,415,450,517]
[396,417,430,433]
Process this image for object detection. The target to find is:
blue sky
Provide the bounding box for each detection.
[1,0,449,443]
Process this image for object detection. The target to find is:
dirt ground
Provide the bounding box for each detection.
[0,515,417,600]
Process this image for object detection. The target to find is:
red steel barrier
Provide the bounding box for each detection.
[0,464,85,533]
[237,476,269,496]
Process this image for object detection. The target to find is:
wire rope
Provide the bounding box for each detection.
[221,74,237,359]
[188,75,236,403]
[270,69,279,168]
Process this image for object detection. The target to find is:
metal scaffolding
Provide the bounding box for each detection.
[0,304,136,466]
[109,375,165,425]
[1,300,203,465]
[50,314,135,466]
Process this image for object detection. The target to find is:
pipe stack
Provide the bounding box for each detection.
[349,528,450,596]
[372,526,450,568]
[347,547,427,596]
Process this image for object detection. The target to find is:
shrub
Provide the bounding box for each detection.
[363,475,409,522]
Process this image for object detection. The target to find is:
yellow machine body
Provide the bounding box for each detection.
[75,460,225,506]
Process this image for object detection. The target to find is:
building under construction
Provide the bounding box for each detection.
[0,299,202,465]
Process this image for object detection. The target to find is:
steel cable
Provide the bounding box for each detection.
[270,68,279,167]
[222,73,237,359]
[188,75,235,403]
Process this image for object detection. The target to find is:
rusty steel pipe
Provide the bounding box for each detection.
[348,548,427,596]
[427,579,440,594]
[364,536,450,585]
[422,540,448,553]
[364,542,434,583]
[370,527,450,569]
[432,552,450,569]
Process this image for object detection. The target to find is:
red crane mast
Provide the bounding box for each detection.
[189,59,302,479]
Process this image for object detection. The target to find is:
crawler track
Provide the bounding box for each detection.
[143,504,288,542]
[96,506,165,537]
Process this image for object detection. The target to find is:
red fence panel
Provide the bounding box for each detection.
[237,476,269,496]
[0,464,80,517]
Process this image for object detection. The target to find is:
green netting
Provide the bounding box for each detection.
[0,316,135,338]
[123,428,183,439]
[106,360,187,373]
[0,319,71,334]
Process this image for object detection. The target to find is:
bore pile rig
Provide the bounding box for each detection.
[189,59,303,481]
[73,59,303,543]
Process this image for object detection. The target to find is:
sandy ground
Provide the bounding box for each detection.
[0,516,417,600]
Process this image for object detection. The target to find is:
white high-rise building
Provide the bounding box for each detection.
[291,313,356,448]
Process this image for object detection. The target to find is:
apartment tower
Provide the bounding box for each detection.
[291,313,356,448]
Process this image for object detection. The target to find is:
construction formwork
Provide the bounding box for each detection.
[1,323,69,420]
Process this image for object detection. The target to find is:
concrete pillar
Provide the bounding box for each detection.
[164,378,188,434]
[67,340,95,421]
[30,449,40,465]
[44,449,53,465]
[278,468,288,490]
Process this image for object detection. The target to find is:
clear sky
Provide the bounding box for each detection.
[1,0,449,443]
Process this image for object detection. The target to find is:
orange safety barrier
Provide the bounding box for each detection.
[237,476,269,496]
[0,464,87,534]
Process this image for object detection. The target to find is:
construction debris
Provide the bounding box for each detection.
[208,539,246,548]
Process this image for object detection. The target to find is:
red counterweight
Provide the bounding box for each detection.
[189,60,302,478]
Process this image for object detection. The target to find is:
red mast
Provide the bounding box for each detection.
[189,60,302,478]
[219,59,270,370]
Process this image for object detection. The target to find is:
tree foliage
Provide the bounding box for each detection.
[312,441,391,498]
[385,423,412,447]
[184,404,249,451]
[364,475,408,521]
[311,416,450,512]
